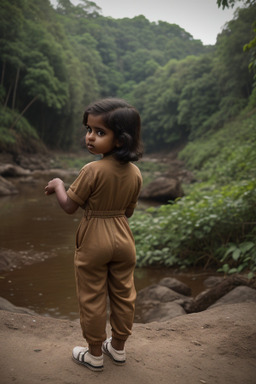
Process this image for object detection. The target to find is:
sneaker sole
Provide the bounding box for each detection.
[102,344,126,365]
[72,355,104,372]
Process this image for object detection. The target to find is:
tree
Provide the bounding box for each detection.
[217,1,256,108]
[217,0,255,9]
[178,70,219,138]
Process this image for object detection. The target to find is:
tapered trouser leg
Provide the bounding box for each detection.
[74,255,108,345]
[108,257,136,341]
[108,219,137,340]
[74,216,136,345]
[74,217,115,345]
[75,251,136,344]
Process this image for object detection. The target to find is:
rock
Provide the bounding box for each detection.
[0,176,18,196]
[14,154,49,171]
[159,277,191,296]
[140,176,184,203]
[32,168,78,179]
[185,275,255,313]
[0,297,36,315]
[0,163,31,177]
[141,302,185,323]
[0,249,17,270]
[209,286,256,308]
[136,283,193,323]
[0,248,52,272]
[204,276,224,288]
[136,284,186,303]
[136,276,256,324]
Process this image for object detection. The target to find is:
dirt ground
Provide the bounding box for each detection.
[0,302,256,384]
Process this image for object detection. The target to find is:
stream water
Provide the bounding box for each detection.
[0,174,214,322]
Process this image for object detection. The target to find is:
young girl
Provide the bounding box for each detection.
[45,98,143,372]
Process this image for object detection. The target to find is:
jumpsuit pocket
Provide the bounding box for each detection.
[122,217,135,243]
[75,218,88,249]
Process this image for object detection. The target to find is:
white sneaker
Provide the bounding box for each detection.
[102,337,126,365]
[72,346,103,372]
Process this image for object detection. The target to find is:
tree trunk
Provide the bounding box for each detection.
[1,61,6,87]
[4,83,13,108]
[12,67,20,110]
[9,95,38,130]
[184,275,255,313]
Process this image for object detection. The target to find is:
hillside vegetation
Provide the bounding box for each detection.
[132,111,256,277]
[1,1,255,153]
[0,0,206,152]
[0,0,255,275]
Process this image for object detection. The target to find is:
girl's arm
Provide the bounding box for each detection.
[45,178,79,214]
[125,207,134,218]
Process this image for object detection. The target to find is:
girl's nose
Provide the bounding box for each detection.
[87,131,95,140]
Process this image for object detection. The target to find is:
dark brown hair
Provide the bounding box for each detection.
[83,98,143,162]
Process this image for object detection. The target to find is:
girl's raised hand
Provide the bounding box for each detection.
[45,178,64,195]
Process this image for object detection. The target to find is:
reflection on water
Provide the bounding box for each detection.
[0,175,212,321]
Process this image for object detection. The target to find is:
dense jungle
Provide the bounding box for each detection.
[0,0,256,277]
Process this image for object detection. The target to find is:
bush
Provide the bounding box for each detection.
[0,107,44,154]
[131,180,256,275]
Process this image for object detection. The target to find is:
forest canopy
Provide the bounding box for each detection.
[0,0,255,153]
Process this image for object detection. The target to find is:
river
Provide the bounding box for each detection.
[0,173,212,322]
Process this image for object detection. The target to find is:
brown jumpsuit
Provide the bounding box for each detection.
[67,155,142,346]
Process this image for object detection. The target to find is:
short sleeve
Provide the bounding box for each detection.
[67,165,94,207]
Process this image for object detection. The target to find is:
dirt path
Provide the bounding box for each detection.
[1,302,256,384]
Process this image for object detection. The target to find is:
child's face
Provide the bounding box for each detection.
[85,114,118,156]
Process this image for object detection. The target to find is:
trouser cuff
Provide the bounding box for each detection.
[112,331,129,341]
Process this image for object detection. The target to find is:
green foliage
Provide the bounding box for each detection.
[243,21,256,91]
[0,0,208,153]
[130,5,256,150]
[131,112,256,276]
[131,178,256,274]
[217,0,255,9]
[1,1,255,153]
[0,106,44,153]
[217,240,256,277]
[179,113,256,183]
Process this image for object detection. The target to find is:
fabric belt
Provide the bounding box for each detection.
[84,209,126,220]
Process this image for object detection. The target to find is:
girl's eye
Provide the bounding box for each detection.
[86,126,92,133]
[97,130,105,137]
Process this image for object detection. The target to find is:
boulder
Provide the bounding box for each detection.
[0,297,36,315]
[0,176,18,196]
[0,248,52,272]
[136,284,187,304]
[203,276,224,288]
[136,283,193,323]
[209,286,256,308]
[135,275,256,323]
[14,154,49,171]
[159,277,191,296]
[185,275,255,313]
[140,176,184,203]
[0,163,31,177]
[140,302,186,323]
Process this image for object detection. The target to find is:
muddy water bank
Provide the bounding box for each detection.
[0,252,215,321]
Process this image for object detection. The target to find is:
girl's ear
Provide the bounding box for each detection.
[116,139,123,148]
